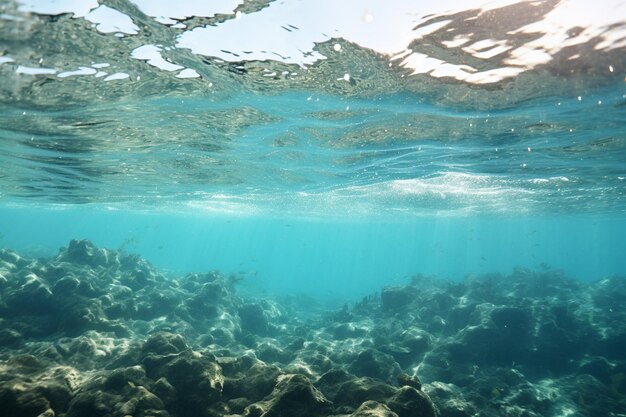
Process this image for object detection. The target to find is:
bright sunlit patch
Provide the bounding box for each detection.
[131,45,184,72]
[58,66,97,78]
[130,0,242,25]
[176,68,201,79]
[17,0,98,18]
[15,65,57,75]
[103,72,129,81]
[85,5,140,35]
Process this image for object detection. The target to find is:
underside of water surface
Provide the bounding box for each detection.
[1,1,626,417]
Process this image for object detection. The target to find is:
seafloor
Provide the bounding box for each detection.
[0,240,625,417]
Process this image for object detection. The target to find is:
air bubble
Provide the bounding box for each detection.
[334,44,341,52]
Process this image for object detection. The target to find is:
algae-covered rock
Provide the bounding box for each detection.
[140,334,224,417]
[0,357,78,417]
[58,239,119,269]
[3,240,626,417]
[380,286,418,311]
[224,361,281,402]
[425,382,477,417]
[334,377,397,408]
[239,303,270,336]
[386,386,439,417]
[350,400,399,417]
[349,349,401,384]
[397,373,422,391]
[245,374,332,417]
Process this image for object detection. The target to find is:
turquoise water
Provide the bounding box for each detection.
[2,2,626,417]
[0,0,625,298]
[0,205,625,302]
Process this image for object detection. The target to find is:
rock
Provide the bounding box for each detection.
[333,323,368,340]
[5,273,53,315]
[378,344,413,369]
[2,241,624,417]
[0,249,21,266]
[142,332,190,356]
[349,349,401,383]
[561,374,618,417]
[400,328,431,356]
[257,341,290,364]
[224,362,281,401]
[66,379,169,417]
[239,303,269,336]
[153,377,177,405]
[103,366,150,391]
[0,327,22,347]
[386,386,439,417]
[350,400,399,417]
[217,354,257,377]
[596,331,626,360]
[141,333,224,417]
[381,286,418,311]
[0,361,78,417]
[228,396,251,414]
[58,239,118,269]
[334,377,397,408]
[316,368,354,402]
[292,350,333,375]
[397,373,422,390]
[246,374,332,417]
[490,307,531,335]
[426,382,476,417]
[578,356,614,383]
[151,353,223,398]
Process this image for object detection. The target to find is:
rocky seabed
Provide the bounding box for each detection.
[1,240,625,417]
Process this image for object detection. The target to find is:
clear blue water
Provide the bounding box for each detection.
[1,205,625,302]
[2,3,626,416]
[1,0,625,301]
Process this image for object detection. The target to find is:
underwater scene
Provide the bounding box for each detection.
[1,0,626,416]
